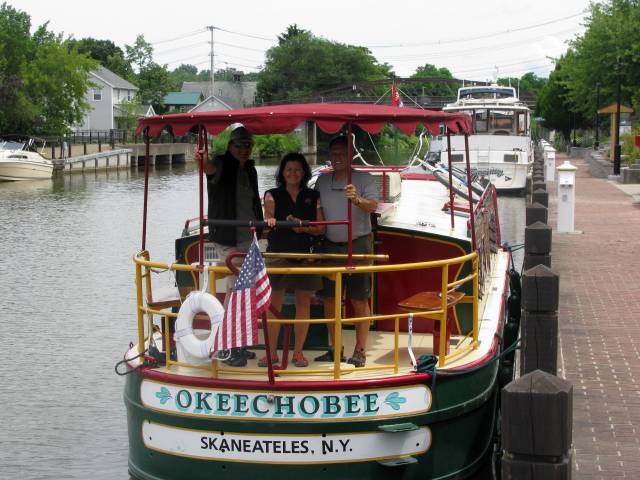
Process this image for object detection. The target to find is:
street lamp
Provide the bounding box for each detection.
[614,57,622,175]
[594,83,600,150]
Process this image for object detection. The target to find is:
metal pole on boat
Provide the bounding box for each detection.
[446,131,455,229]
[346,123,353,266]
[198,127,206,269]
[141,127,151,251]
[464,134,477,251]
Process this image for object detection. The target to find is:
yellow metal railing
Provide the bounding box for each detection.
[133,250,478,377]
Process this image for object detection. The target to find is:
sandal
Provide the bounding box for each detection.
[258,355,279,367]
[347,349,366,368]
[313,347,345,362]
[292,351,309,367]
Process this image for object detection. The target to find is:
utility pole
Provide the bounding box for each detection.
[207,25,215,99]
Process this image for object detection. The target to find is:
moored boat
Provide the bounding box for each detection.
[0,135,53,181]
[121,103,515,480]
[440,85,533,192]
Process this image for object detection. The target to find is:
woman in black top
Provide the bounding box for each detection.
[261,153,325,368]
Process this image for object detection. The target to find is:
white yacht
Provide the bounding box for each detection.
[0,135,53,181]
[440,85,533,191]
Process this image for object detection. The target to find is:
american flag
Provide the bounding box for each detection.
[212,235,271,352]
[391,82,403,107]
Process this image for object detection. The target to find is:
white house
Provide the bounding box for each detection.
[75,66,154,132]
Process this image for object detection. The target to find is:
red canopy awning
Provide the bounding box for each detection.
[136,103,473,137]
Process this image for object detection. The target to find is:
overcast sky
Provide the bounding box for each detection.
[8,0,591,81]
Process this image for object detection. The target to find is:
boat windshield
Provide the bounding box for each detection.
[458,86,516,100]
[0,141,26,151]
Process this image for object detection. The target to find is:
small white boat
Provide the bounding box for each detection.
[0,135,53,181]
[439,85,533,192]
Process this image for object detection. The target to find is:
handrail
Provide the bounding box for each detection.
[133,250,479,377]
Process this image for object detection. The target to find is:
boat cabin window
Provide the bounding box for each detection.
[473,110,488,132]
[488,110,514,134]
[517,112,528,135]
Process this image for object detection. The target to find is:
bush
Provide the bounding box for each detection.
[621,123,640,165]
[210,130,301,158]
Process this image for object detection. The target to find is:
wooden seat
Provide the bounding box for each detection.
[398,291,464,311]
[397,291,465,356]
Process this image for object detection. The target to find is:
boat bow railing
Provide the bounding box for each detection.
[133,250,479,377]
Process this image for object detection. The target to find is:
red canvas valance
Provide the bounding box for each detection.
[136,103,473,137]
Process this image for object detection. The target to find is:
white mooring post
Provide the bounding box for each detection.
[544,145,556,182]
[556,161,577,233]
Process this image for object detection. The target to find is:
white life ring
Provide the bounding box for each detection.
[174,291,224,365]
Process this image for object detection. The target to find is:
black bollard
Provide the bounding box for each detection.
[521,264,559,375]
[525,203,548,226]
[532,189,549,207]
[524,221,552,269]
[502,370,572,479]
[531,180,546,192]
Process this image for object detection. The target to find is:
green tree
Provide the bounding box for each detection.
[553,0,640,124]
[497,72,547,99]
[0,3,95,135]
[277,24,308,45]
[409,63,459,97]
[136,62,176,113]
[67,37,133,80]
[536,61,579,141]
[115,98,143,130]
[0,3,35,133]
[257,26,391,103]
[125,34,153,72]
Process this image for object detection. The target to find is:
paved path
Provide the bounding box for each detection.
[549,153,640,479]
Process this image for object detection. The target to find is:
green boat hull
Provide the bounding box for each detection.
[125,358,500,480]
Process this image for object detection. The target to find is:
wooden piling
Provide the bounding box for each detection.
[502,370,572,480]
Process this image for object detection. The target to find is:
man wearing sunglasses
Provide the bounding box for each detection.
[197,124,264,367]
[313,135,379,367]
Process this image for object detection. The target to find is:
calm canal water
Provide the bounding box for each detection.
[0,162,524,479]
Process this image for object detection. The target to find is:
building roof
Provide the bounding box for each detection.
[181,81,257,108]
[163,91,203,106]
[189,95,235,113]
[91,66,138,90]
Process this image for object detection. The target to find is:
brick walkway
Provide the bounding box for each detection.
[548,153,640,479]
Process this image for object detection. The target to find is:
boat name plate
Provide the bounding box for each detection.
[142,420,431,463]
[141,380,431,421]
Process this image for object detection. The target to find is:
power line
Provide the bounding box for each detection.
[148,28,207,46]
[375,27,580,62]
[212,26,276,42]
[365,11,585,48]
[216,40,268,53]
[155,41,205,56]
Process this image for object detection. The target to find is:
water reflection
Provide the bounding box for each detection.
[0,164,524,479]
